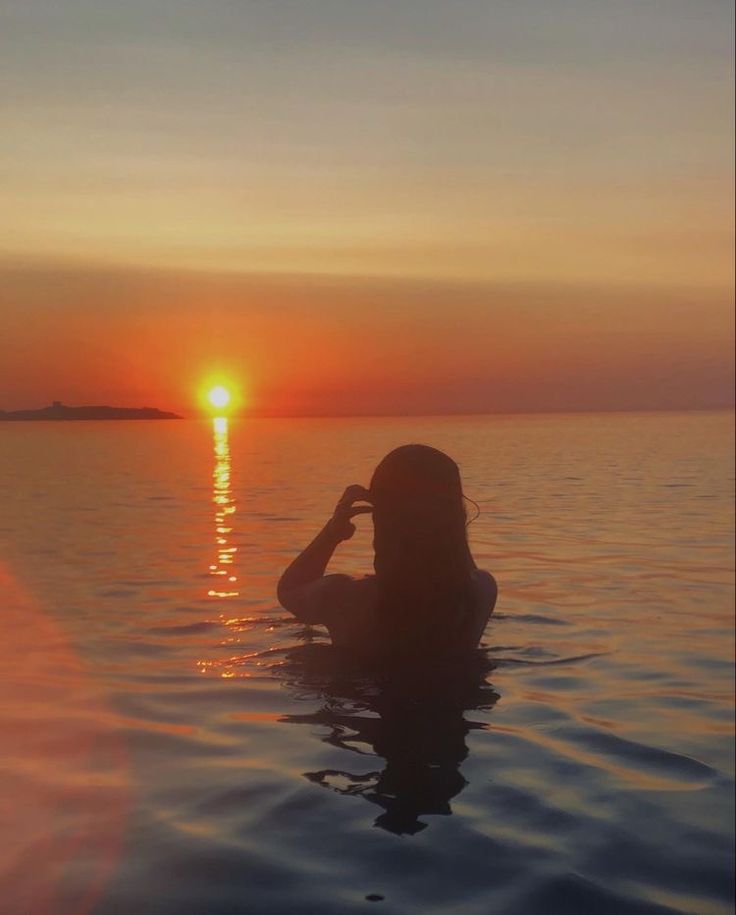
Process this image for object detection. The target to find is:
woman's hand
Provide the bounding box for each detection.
[326,485,372,541]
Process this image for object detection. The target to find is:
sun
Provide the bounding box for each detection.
[198,376,244,415]
[207,385,231,410]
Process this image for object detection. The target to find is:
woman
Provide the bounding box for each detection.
[277,444,497,662]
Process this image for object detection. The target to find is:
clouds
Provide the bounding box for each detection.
[1,0,732,287]
[0,1,732,413]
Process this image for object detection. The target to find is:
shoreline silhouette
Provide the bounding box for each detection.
[0,401,182,422]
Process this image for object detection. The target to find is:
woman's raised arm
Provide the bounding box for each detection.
[277,485,371,623]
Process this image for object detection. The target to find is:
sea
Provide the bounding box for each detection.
[0,411,733,915]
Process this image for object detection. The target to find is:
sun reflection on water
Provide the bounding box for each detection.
[208,416,239,600]
[199,417,263,678]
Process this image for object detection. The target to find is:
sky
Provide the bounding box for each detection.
[0,0,733,416]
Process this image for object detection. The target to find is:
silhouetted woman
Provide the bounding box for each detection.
[277,444,497,662]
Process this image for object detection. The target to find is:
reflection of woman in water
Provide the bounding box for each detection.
[278,444,497,662]
[279,646,500,835]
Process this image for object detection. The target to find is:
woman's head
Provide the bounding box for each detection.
[369,445,466,568]
[369,444,464,507]
[368,445,473,649]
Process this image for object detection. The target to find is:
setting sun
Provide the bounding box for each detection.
[207,386,231,410]
[198,377,244,415]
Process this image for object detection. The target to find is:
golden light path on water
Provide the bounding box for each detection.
[198,413,263,680]
[208,416,239,600]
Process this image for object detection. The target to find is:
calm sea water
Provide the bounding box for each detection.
[0,412,733,915]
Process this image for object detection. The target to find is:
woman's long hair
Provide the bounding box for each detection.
[369,445,475,657]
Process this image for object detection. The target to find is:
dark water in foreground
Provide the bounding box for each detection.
[0,412,734,914]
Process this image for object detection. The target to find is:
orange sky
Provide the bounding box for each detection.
[1,261,732,416]
[0,1,733,415]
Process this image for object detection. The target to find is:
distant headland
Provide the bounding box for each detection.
[0,401,182,422]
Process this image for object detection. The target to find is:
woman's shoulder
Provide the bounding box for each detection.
[471,569,498,611]
[323,573,376,596]
[336,574,378,612]
[316,573,377,615]
[278,573,372,626]
[472,568,497,587]
[322,575,377,648]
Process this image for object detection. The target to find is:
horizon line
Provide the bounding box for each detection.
[3,402,733,422]
[194,404,735,421]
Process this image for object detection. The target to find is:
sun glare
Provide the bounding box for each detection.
[199,377,243,415]
[208,385,231,410]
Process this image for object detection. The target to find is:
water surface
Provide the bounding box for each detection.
[1,412,733,914]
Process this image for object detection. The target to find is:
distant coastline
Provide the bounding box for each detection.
[0,401,182,422]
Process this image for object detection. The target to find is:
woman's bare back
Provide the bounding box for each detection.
[324,570,497,658]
